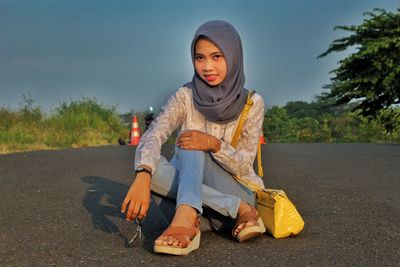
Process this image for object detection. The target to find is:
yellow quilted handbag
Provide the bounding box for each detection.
[256,189,304,238]
[231,91,305,238]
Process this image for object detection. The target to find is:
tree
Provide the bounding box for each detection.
[318,8,400,118]
[285,101,319,119]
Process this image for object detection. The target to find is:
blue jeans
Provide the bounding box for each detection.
[150,147,255,231]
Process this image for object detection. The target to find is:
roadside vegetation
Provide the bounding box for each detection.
[0,96,128,154]
[1,95,399,154]
[263,99,400,143]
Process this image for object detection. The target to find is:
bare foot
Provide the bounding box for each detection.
[154,205,199,247]
[232,201,259,237]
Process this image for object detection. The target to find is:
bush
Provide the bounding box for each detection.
[0,97,127,153]
[264,101,399,143]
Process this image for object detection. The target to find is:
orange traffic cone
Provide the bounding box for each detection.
[130,115,141,146]
[259,131,266,145]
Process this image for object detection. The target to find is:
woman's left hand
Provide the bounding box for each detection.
[176,130,220,152]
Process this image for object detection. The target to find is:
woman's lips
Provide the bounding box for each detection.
[205,74,217,82]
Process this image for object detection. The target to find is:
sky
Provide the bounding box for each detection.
[0,0,399,114]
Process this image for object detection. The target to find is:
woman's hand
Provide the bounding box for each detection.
[177,130,221,153]
[121,172,151,222]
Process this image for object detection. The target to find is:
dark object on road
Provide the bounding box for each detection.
[145,113,154,131]
[118,138,126,145]
[126,218,144,247]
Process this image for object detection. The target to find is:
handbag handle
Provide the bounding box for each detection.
[230,90,264,192]
[230,91,255,148]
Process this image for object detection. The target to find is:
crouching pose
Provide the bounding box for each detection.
[121,20,266,255]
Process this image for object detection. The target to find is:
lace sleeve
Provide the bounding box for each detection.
[134,88,187,173]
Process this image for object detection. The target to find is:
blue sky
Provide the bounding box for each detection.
[0,0,399,113]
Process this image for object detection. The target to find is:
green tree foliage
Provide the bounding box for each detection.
[263,99,399,143]
[318,8,400,118]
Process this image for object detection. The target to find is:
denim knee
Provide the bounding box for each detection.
[150,156,179,199]
[174,147,206,164]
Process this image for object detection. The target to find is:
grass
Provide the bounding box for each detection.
[0,97,129,154]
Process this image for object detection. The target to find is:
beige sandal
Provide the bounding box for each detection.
[233,206,266,242]
[154,218,201,255]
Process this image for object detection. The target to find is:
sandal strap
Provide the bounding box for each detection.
[161,226,198,248]
[235,207,259,226]
[232,206,260,237]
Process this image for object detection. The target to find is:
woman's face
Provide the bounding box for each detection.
[194,38,227,86]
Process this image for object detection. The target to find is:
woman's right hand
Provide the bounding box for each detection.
[121,172,151,222]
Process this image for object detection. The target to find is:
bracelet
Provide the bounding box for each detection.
[135,165,152,176]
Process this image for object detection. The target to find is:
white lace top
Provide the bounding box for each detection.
[135,86,265,188]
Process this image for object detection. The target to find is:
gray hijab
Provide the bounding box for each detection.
[184,20,248,123]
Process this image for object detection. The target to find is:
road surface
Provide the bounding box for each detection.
[0,144,399,266]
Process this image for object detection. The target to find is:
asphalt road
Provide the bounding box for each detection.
[0,144,399,266]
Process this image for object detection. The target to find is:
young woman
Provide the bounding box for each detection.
[121,20,266,255]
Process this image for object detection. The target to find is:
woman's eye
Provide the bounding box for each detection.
[195,55,204,61]
[213,54,223,60]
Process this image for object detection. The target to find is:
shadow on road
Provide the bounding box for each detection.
[81,176,127,234]
[81,176,168,252]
